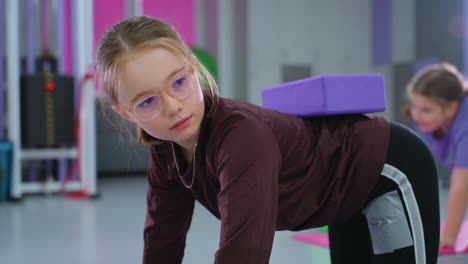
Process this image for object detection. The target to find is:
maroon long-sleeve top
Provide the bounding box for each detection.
[143,97,389,263]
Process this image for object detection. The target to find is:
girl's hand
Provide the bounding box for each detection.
[439,235,456,255]
[439,235,456,249]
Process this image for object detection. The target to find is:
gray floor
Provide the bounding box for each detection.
[0,176,467,264]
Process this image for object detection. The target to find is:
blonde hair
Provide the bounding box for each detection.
[96,16,218,145]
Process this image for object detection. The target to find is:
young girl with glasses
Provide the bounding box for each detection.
[96,16,440,264]
[406,63,468,254]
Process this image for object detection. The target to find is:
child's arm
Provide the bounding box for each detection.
[214,119,281,264]
[143,149,195,263]
[440,131,468,247]
[441,168,468,246]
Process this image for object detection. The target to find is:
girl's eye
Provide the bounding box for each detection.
[421,108,433,114]
[137,96,158,108]
[172,75,187,88]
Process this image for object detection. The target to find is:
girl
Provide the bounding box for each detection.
[96,16,439,264]
[406,63,468,253]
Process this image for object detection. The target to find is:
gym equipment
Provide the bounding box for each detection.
[20,73,75,147]
[6,0,97,199]
[292,232,329,248]
[0,141,12,202]
[262,74,386,116]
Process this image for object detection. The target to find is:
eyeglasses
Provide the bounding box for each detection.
[124,67,195,121]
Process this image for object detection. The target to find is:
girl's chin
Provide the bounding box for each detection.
[419,126,436,133]
[172,130,199,144]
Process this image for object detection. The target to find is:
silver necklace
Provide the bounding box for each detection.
[171,142,197,188]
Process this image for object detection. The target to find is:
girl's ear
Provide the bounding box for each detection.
[111,105,134,122]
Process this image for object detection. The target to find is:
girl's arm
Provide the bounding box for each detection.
[441,168,468,247]
[143,149,195,264]
[214,118,281,264]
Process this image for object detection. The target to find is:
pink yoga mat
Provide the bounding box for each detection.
[292,232,329,248]
[439,221,468,255]
[291,221,468,256]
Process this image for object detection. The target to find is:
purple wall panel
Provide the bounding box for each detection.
[372,0,392,65]
[63,0,72,75]
[464,0,468,76]
[26,0,36,74]
[143,0,196,47]
[93,0,126,54]
[0,0,5,140]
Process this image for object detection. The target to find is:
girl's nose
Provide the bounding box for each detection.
[161,93,183,116]
[410,109,419,120]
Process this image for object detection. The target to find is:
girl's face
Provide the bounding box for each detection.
[113,47,205,149]
[409,93,456,133]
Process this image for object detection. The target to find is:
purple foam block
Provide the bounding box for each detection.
[261,74,386,116]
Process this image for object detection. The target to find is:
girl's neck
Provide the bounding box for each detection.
[181,146,195,162]
[177,136,199,162]
[433,129,445,140]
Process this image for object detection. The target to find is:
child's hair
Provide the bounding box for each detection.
[95,16,218,145]
[402,63,467,118]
